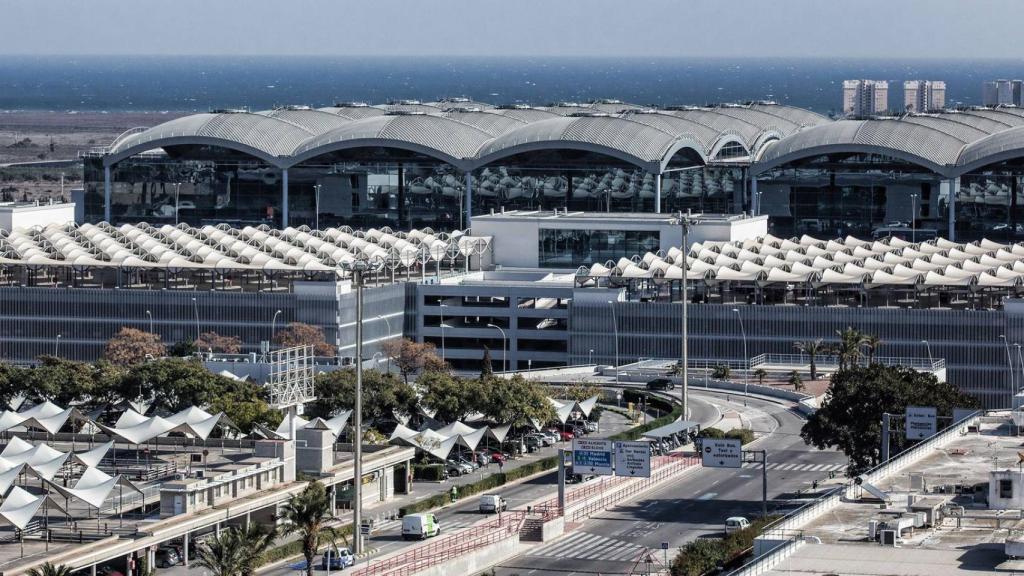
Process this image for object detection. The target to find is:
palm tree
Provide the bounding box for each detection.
[238,523,278,576]
[195,530,246,576]
[863,334,883,364]
[27,563,73,576]
[834,327,868,370]
[794,338,827,380]
[753,368,768,386]
[279,481,347,576]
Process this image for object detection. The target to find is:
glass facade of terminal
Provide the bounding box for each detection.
[537,228,660,268]
[957,160,1024,242]
[757,153,948,240]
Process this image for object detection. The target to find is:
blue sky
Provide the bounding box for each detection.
[3,0,1023,58]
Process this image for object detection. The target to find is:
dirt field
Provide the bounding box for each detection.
[0,110,185,199]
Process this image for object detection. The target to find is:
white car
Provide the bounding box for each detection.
[478,494,507,513]
[725,516,750,535]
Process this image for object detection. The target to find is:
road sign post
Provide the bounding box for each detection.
[906,405,937,440]
[701,438,742,468]
[572,438,614,476]
[614,441,652,478]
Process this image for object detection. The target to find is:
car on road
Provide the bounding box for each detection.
[646,377,675,391]
[154,546,181,568]
[478,493,508,513]
[402,513,441,540]
[566,471,596,484]
[725,516,750,535]
[320,547,355,570]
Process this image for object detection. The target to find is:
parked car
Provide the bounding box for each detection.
[524,435,542,450]
[558,430,574,441]
[530,432,554,446]
[455,455,480,469]
[491,451,507,464]
[446,460,472,476]
[541,430,560,444]
[566,471,596,484]
[646,377,675,391]
[475,451,493,465]
[478,493,508,514]
[320,547,355,570]
[725,516,750,535]
[583,420,598,432]
[402,513,441,540]
[154,546,181,568]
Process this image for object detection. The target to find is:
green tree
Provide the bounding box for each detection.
[195,529,246,576]
[479,375,557,428]
[834,327,868,370]
[26,563,73,576]
[117,357,234,411]
[207,380,281,434]
[0,363,29,409]
[278,481,346,576]
[801,364,978,476]
[237,523,277,576]
[788,370,803,392]
[793,338,828,380]
[753,368,768,386]
[168,340,198,357]
[103,327,166,366]
[863,334,883,364]
[711,364,731,379]
[311,368,417,425]
[480,346,494,378]
[24,356,105,406]
[420,371,483,423]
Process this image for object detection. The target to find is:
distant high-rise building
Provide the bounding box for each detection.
[903,80,945,112]
[843,80,888,117]
[982,79,1024,106]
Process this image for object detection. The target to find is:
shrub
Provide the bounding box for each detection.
[399,456,560,516]
[670,516,778,576]
[412,464,446,481]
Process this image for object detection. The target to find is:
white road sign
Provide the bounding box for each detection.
[572,438,614,475]
[906,406,937,440]
[614,441,652,478]
[701,438,742,468]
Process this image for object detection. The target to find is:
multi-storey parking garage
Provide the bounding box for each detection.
[83,101,1024,244]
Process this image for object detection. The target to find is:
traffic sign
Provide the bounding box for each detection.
[701,438,742,468]
[906,406,937,440]
[614,441,652,478]
[661,542,669,550]
[571,438,613,475]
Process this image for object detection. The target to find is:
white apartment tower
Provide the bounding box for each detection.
[903,80,946,113]
[843,79,888,117]
[983,79,1024,106]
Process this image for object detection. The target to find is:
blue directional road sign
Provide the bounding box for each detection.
[571,438,614,475]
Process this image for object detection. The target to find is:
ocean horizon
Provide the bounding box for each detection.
[2,54,1023,114]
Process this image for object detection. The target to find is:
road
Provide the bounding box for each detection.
[238,393,724,576]
[491,392,846,575]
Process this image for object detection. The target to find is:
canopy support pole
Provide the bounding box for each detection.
[281,169,289,228]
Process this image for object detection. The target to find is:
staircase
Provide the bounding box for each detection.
[519,517,544,542]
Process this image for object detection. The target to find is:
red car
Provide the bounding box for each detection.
[491,452,507,463]
[558,430,574,441]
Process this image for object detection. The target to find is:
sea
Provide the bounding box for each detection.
[2,55,1024,115]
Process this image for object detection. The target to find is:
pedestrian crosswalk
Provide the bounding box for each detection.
[527,530,649,563]
[744,462,845,473]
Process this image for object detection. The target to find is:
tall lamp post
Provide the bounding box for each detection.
[1001,334,1015,403]
[921,339,933,366]
[486,323,508,373]
[678,212,692,419]
[313,184,322,230]
[347,258,372,554]
[54,334,61,357]
[145,310,154,335]
[271,309,282,347]
[174,182,182,225]
[191,297,201,342]
[732,308,748,395]
[378,315,393,372]
[439,304,450,363]
[1017,343,1024,396]
[608,300,619,387]
[910,193,918,244]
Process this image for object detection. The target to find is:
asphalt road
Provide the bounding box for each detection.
[491,392,846,575]
[233,393,724,576]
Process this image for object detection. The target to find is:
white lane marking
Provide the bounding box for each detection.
[698,492,718,500]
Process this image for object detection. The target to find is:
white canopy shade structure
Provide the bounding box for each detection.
[389,424,460,461]
[0,401,82,435]
[98,407,231,444]
[47,467,142,509]
[0,487,64,530]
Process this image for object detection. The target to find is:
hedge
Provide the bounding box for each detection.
[399,456,560,516]
[413,464,446,481]
[670,516,778,576]
[697,427,755,445]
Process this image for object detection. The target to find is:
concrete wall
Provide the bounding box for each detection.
[414,535,523,576]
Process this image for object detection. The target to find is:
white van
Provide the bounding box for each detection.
[402,513,441,540]
[725,516,750,535]
[478,494,507,514]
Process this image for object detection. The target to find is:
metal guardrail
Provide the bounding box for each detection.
[570,454,699,522]
[750,353,944,372]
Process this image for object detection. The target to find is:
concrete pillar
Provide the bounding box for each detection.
[183,533,189,567]
[329,484,337,513]
[404,460,412,494]
[103,165,112,222]
[125,553,133,576]
[91,565,97,576]
[654,173,662,213]
[752,178,760,215]
[945,177,958,241]
[281,169,289,228]
[465,171,473,230]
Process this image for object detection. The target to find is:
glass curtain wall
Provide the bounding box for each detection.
[757,153,945,239]
[537,228,660,268]
[957,161,1024,242]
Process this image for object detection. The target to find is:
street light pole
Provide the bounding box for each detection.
[314,184,322,230]
[589,349,594,365]
[439,304,449,363]
[174,182,182,225]
[191,297,200,343]
[145,310,154,335]
[608,300,619,387]
[910,193,918,244]
[732,308,748,395]
[678,211,691,420]
[271,309,282,347]
[378,315,393,372]
[486,323,507,373]
[1017,343,1023,395]
[1001,334,1015,402]
[921,339,933,366]
[54,334,61,357]
[351,260,368,554]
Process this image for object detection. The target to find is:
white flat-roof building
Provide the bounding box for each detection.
[472,210,768,268]
[0,201,75,231]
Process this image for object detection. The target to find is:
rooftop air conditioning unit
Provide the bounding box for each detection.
[880,529,899,547]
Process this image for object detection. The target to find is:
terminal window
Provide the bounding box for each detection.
[1001,478,1014,499]
[538,228,659,268]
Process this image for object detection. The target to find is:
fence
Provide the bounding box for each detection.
[352,511,525,576]
[749,353,944,372]
[569,454,699,522]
